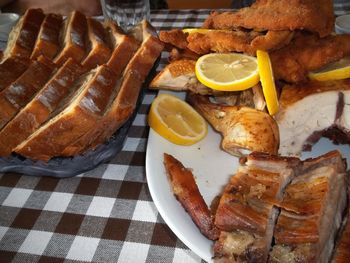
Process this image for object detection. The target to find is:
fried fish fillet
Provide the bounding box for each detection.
[202,0,334,37]
[270,33,350,83]
[160,29,293,56]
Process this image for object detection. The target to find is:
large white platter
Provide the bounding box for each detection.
[145,91,350,262]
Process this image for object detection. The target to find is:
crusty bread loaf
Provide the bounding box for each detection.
[31,13,63,60]
[54,11,87,65]
[0,55,56,130]
[81,18,111,71]
[0,56,30,92]
[14,64,120,161]
[2,9,44,61]
[105,20,140,76]
[89,20,164,150]
[0,10,163,160]
[0,58,82,156]
[61,20,164,156]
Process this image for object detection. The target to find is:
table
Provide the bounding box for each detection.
[0,9,211,263]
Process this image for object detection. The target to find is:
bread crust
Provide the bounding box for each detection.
[62,20,164,156]
[2,9,44,61]
[31,13,63,60]
[14,65,119,161]
[81,18,111,71]
[0,56,30,93]
[0,58,82,156]
[0,56,56,130]
[54,11,87,65]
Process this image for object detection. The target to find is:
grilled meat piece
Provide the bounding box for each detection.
[269,151,347,263]
[150,59,212,94]
[276,79,350,156]
[164,153,220,240]
[332,174,350,263]
[187,93,279,156]
[214,152,300,262]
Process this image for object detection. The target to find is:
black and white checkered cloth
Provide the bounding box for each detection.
[334,0,350,15]
[0,10,210,263]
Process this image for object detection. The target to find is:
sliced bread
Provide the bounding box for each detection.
[105,20,140,76]
[0,56,30,92]
[81,18,111,71]
[2,8,44,61]
[0,55,56,130]
[54,11,87,65]
[61,20,164,156]
[31,13,63,60]
[14,64,120,161]
[0,58,82,156]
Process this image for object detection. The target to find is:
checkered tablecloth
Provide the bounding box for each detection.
[0,9,211,263]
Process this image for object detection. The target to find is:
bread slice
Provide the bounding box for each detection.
[105,20,140,76]
[31,13,63,60]
[0,58,82,156]
[0,56,30,92]
[61,20,164,156]
[54,11,87,65]
[80,18,111,71]
[0,55,56,130]
[14,64,120,161]
[2,9,45,61]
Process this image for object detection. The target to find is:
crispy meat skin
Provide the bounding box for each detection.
[187,93,279,156]
[202,0,334,37]
[214,152,299,262]
[163,153,219,240]
[270,151,347,263]
[270,33,350,83]
[332,175,350,263]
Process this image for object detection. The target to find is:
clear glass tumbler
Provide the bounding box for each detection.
[100,0,150,31]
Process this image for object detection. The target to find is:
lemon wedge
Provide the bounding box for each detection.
[309,57,350,81]
[148,93,207,145]
[195,53,260,91]
[256,50,279,115]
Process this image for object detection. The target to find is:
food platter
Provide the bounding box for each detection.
[146,90,350,262]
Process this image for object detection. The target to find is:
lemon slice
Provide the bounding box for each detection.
[182,28,227,34]
[309,57,350,81]
[182,28,213,34]
[148,93,207,145]
[195,53,260,91]
[256,50,279,115]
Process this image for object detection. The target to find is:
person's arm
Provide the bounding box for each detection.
[2,0,102,15]
[0,0,14,8]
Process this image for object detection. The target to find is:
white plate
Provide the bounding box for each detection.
[145,91,350,262]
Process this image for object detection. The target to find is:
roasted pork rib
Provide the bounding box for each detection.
[163,151,349,263]
[269,151,347,263]
[214,152,299,262]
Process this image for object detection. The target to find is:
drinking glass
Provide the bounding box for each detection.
[100,0,150,31]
